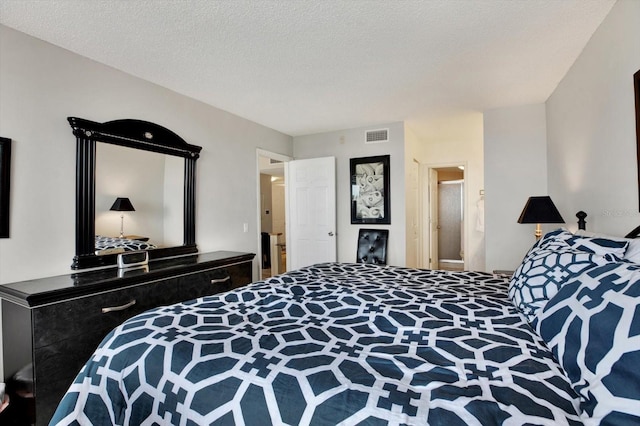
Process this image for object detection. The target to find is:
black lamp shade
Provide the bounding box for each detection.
[110,197,135,212]
[517,196,564,224]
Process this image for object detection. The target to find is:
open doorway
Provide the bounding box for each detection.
[257,150,290,279]
[423,165,466,271]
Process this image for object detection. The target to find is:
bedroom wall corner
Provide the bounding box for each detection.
[292,122,406,267]
[546,0,640,237]
[484,103,548,272]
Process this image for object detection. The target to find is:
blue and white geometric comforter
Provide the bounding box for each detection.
[50,263,582,425]
[95,235,157,253]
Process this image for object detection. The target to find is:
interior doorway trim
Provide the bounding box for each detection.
[420,162,468,271]
[256,149,292,280]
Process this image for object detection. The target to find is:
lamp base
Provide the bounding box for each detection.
[535,223,542,240]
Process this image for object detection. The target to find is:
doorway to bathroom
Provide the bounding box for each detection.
[438,179,464,271]
[423,165,466,271]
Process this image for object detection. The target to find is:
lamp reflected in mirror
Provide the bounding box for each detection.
[518,196,565,240]
[110,197,135,238]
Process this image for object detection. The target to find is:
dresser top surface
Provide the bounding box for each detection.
[0,251,255,307]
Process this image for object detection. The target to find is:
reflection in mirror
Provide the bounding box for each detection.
[95,144,184,249]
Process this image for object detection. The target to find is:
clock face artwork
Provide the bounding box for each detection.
[117,251,149,269]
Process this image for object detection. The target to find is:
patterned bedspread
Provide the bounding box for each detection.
[94,235,157,254]
[50,263,582,425]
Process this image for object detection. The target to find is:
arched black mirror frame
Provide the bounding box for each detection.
[68,117,202,270]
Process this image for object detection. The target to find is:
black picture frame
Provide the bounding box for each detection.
[634,69,640,211]
[350,155,390,224]
[0,137,11,238]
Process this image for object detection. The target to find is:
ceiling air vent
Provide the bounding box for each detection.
[365,128,389,144]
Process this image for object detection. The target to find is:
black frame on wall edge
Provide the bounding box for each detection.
[0,137,11,238]
[350,154,391,225]
[634,69,640,211]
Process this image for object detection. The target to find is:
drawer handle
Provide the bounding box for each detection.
[101,299,136,314]
[211,276,231,284]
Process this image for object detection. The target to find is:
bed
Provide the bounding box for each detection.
[51,222,640,425]
[94,235,157,255]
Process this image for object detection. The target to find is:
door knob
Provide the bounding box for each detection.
[328,232,334,236]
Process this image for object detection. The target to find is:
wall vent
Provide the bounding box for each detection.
[365,128,389,144]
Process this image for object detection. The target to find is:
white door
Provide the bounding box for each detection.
[286,157,336,270]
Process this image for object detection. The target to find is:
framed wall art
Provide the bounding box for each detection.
[0,137,11,238]
[350,155,390,224]
[635,69,640,211]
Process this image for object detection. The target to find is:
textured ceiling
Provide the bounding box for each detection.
[0,0,616,138]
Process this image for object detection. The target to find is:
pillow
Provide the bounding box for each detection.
[535,262,640,424]
[509,229,626,324]
[529,228,572,252]
[575,229,640,264]
[508,246,612,324]
[625,240,640,263]
[514,229,573,266]
[566,230,628,259]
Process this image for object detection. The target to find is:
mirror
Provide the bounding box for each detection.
[68,117,202,269]
[95,144,184,249]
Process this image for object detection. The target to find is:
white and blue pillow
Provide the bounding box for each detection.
[508,247,612,324]
[508,229,626,324]
[537,229,628,258]
[528,228,572,253]
[535,262,640,424]
[563,233,629,258]
[575,229,640,264]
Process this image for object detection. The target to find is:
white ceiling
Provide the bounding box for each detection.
[0,0,616,138]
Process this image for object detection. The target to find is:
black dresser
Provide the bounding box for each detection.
[0,251,255,425]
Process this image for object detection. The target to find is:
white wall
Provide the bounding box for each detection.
[547,0,640,236]
[293,123,406,267]
[484,104,548,271]
[404,124,421,268]
[0,24,293,285]
[412,112,485,271]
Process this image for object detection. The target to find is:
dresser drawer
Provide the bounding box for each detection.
[30,278,178,424]
[176,261,253,302]
[177,266,234,302]
[227,260,252,290]
[32,278,178,349]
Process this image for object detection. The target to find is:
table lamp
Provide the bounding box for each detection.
[110,197,135,238]
[517,196,564,240]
